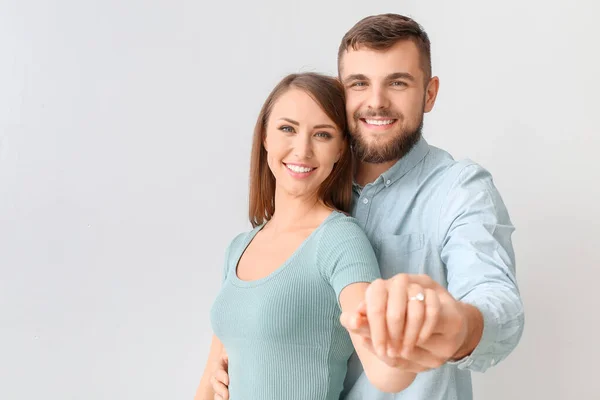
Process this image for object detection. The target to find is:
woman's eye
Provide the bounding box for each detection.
[279,125,295,133]
[315,132,332,139]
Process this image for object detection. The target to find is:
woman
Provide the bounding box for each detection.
[194,73,417,399]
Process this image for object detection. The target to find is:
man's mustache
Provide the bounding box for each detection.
[354,109,403,119]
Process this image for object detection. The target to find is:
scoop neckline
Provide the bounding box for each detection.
[229,210,341,288]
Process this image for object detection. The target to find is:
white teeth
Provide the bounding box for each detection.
[365,119,395,126]
[285,164,314,173]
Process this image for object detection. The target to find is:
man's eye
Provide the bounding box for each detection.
[351,82,366,87]
[391,81,407,87]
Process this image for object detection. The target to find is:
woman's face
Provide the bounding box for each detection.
[264,88,345,201]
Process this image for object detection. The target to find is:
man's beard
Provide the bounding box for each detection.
[350,109,424,164]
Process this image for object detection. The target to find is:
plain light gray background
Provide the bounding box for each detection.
[1,0,598,399]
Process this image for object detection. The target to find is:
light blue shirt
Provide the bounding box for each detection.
[342,138,524,400]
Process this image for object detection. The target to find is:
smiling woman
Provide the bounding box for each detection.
[248,73,353,227]
[193,72,418,399]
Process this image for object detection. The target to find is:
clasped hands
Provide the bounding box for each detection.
[340,274,473,372]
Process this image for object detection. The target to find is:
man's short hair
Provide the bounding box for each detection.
[338,13,432,83]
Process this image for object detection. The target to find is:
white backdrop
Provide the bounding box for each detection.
[1,0,598,399]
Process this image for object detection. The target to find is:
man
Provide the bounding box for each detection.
[210,13,524,400]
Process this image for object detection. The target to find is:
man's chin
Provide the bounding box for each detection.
[352,144,397,164]
[351,132,422,164]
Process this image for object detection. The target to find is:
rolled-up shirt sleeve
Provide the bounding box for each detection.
[438,162,525,372]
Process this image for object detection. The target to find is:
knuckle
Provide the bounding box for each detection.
[372,278,385,288]
[392,275,406,289]
[395,274,409,286]
[409,282,423,293]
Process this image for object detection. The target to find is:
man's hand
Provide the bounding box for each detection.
[210,350,230,400]
[340,274,483,372]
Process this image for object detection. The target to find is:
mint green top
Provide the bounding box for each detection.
[210,211,381,399]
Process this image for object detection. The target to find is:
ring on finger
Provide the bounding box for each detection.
[408,292,425,302]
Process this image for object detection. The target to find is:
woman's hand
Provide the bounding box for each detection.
[340,274,474,373]
[211,350,230,400]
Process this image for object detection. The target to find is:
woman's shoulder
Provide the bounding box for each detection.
[317,210,368,243]
[227,225,261,253]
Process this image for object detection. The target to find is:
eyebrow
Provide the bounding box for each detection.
[387,72,416,81]
[342,72,416,83]
[279,117,336,130]
[342,74,368,83]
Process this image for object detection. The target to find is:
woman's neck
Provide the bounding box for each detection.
[267,188,327,234]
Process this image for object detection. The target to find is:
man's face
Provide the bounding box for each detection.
[340,40,437,163]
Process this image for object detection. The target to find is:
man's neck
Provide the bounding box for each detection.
[355,159,398,187]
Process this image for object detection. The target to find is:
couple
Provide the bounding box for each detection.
[195,13,524,400]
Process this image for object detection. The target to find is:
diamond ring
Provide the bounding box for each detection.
[409,292,425,302]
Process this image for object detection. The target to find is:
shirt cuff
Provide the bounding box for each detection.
[446,301,499,372]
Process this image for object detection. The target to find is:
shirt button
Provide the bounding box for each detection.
[491,358,496,366]
[362,198,369,204]
[385,179,391,186]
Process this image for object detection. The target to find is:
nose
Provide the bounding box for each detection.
[366,86,390,110]
[293,133,314,159]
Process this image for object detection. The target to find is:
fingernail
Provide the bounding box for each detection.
[387,348,397,358]
[377,346,386,357]
[402,348,411,358]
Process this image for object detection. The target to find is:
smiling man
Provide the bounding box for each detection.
[210,13,524,400]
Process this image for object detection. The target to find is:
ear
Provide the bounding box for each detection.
[424,76,440,113]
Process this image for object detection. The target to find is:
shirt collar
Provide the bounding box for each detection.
[353,137,430,190]
[382,137,430,184]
